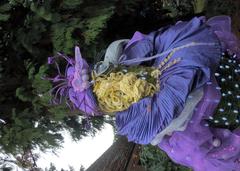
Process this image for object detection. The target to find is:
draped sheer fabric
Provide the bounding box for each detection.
[115,16,240,171]
[116,16,221,144]
[151,87,203,145]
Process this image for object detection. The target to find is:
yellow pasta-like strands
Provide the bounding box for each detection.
[93,71,158,113]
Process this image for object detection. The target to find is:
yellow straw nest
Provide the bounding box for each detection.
[92,71,158,113]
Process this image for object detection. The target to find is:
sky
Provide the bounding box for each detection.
[0,123,114,170]
[36,123,114,170]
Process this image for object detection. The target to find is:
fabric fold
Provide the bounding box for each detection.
[151,87,204,145]
[116,16,222,144]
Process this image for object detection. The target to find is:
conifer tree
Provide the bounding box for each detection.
[0,0,213,170]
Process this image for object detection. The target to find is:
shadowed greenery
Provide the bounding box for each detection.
[1,0,239,170]
[140,145,191,171]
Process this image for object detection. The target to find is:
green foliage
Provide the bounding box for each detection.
[140,145,191,171]
[0,0,238,169]
[0,108,63,155]
[51,20,82,54]
[48,163,57,171]
[82,5,114,45]
[0,0,207,169]
[192,0,206,14]
[0,0,118,157]
[30,2,61,22]
[0,2,11,21]
[83,13,110,45]
[205,0,237,17]
[0,13,10,21]
[0,3,11,11]
[16,87,34,102]
[44,162,84,171]
[161,0,194,18]
[0,62,64,154]
[61,0,83,9]
[0,0,115,60]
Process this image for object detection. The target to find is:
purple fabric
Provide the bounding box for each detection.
[125,31,146,49]
[71,47,90,92]
[68,47,101,115]
[206,16,240,59]
[48,46,101,116]
[115,16,240,170]
[157,16,240,171]
[68,87,100,116]
[116,16,221,144]
[121,32,153,66]
[159,77,240,171]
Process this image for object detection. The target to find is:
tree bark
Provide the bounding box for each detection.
[86,136,145,171]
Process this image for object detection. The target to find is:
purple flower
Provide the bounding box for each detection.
[47,46,102,116]
[48,57,55,64]
[71,46,90,92]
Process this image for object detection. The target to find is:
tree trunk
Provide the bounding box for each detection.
[86,136,145,171]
